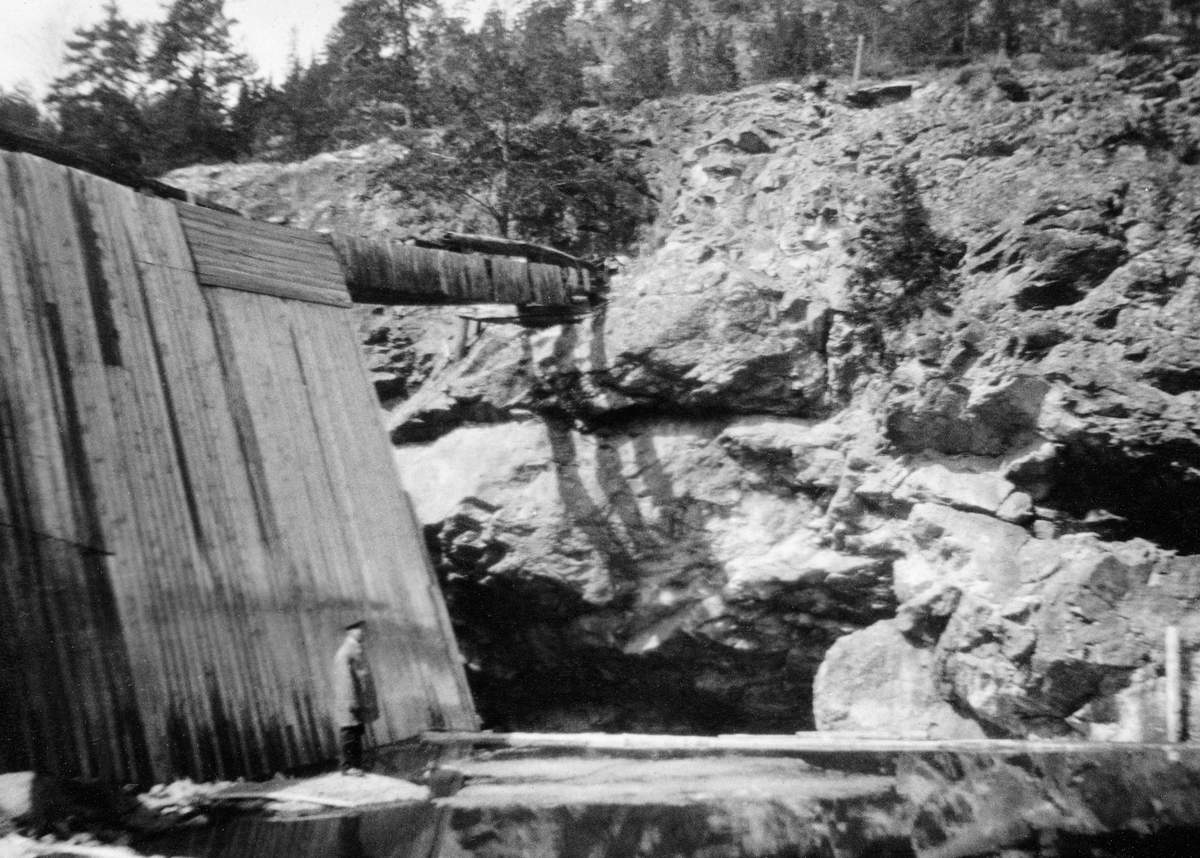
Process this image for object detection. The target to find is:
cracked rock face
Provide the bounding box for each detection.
[172,50,1200,740]
[397,416,893,732]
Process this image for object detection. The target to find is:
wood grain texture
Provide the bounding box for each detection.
[330,232,591,307]
[0,150,475,783]
[174,202,350,308]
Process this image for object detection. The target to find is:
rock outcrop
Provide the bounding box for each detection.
[171,48,1200,740]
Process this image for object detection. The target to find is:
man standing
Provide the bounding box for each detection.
[332,620,379,774]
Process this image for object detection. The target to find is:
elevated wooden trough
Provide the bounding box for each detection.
[330,231,595,308]
[0,146,485,784]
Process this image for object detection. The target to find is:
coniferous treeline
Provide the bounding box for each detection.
[5,0,1198,171]
[1,0,1196,250]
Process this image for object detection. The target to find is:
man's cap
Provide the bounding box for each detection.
[345,620,366,631]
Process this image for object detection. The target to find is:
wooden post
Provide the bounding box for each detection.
[852,34,865,88]
[454,317,470,359]
[1166,626,1183,742]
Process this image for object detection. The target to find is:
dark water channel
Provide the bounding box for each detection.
[135,747,1200,858]
[144,798,915,858]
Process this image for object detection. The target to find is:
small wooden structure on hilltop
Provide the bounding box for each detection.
[0,134,597,784]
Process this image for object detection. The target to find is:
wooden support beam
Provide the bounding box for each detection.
[422,731,1200,756]
[1167,625,1183,743]
[852,34,866,88]
[440,232,589,270]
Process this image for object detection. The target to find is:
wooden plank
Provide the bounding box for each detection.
[68,167,222,781]
[4,154,127,779]
[490,257,534,304]
[80,164,261,780]
[199,288,321,771]
[288,304,451,740]
[129,189,301,777]
[204,288,350,762]
[1167,626,1182,743]
[181,232,346,292]
[0,154,72,775]
[40,163,153,781]
[0,153,157,781]
[173,201,350,308]
[224,292,331,766]
[177,216,343,269]
[423,731,1200,756]
[303,305,475,731]
[191,264,351,308]
[441,232,587,269]
[186,247,346,295]
[175,201,334,247]
[270,300,381,753]
[529,262,567,305]
[0,154,91,548]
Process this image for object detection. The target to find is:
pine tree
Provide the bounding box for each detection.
[146,0,254,170]
[604,0,674,106]
[376,3,651,251]
[325,0,431,136]
[0,86,52,139]
[270,54,342,157]
[47,2,150,169]
[751,3,813,80]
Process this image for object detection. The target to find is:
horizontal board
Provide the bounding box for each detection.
[180,219,342,275]
[176,201,333,246]
[194,265,352,307]
[174,202,351,307]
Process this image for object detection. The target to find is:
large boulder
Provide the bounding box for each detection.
[813,620,985,739]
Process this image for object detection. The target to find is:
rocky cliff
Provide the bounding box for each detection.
[171,46,1200,741]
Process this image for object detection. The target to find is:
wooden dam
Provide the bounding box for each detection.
[0,138,597,785]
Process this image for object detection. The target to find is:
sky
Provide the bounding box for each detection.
[0,0,350,98]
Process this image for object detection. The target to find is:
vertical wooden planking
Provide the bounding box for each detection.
[286,302,438,741]
[158,194,309,773]
[0,152,54,772]
[205,287,352,761]
[202,285,338,768]
[127,190,289,775]
[34,160,151,780]
[1,148,478,782]
[0,152,149,780]
[303,303,477,730]
[6,154,106,778]
[62,166,218,779]
[0,154,84,547]
[88,175,207,776]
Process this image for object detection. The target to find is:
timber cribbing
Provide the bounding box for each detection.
[0,147,477,784]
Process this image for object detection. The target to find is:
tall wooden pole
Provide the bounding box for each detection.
[852,34,865,88]
[1166,626,1183,743]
